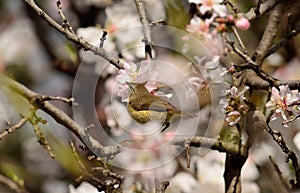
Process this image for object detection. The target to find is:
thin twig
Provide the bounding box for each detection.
[185,140,191,168]
[265,122,300,189]
[269,156,290,191]
[56,0,74,33]
[223,0,240,14]
[29,108,55,158]
[252,2,284,65]
[38,95,77,106]
[133,0,153,59]
[70,140,87,171]
[266,24,300,58]
[91,167,123,181]
[151,19,165,28]
[224,34,257,67]
[0,117,28,141]
[99,31,108,48]
[232,26,246,51]
[282,114,300,126]
[23,0,123,69]
[0,174,29,193]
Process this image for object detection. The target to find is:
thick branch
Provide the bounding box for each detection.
[253,2,284,65]
[245,0,282,20]
[22,0,123,69]
[0,74,121,157]
[173,135,242,155]
[234,64,300,90]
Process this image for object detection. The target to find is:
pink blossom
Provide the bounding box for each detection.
[221,86,249,126]
[266,85,300,125]
[235,17,250,30]
[186,17,211,35]
[226,111,241,126]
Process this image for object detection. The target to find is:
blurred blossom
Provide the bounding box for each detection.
[166,172,202,193]
[234,17,250,30]
[189,0,202,4]
[104,100,132,137]
[293,132,300,151]
[69,182,99,193]
[170,152,260,193]
[186,17,211,36]
[116,123,177,192]
[105,1,144,60]
[266,85,300,126]
[273,58,300,80]
[199,0,227,18]
[143,0,166,21]
[191,56,227,93]
[265,53,284,67]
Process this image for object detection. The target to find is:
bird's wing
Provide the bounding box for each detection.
[129,96,178,112]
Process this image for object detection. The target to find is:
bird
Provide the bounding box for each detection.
[127,82,197,132]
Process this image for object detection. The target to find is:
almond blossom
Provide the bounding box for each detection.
[221,86,249,126]
[266,85,300,126]
[115,60,173,103]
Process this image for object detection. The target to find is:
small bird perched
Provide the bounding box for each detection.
[127,82,196,132]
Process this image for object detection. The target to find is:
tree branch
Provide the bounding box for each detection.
[133,0,153,59]
[269,156,290,191]
[0,174,29,193]
[0,116,28,141]
[0,74,122,157]
[265,122,300,189]
[245,0,282,20]
[173,135,242,155]
[22,0,124,69]
[266,24,300,58]
[252,2,284,65]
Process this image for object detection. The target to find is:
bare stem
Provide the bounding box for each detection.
[0,174,29,193]
[133,0,153,59]
[0,116,28,141]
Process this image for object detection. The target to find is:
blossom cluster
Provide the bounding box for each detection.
[115,60,173,103]
[220,86,249,126]
[266,85,300,127]
[187,0,250,37]
[114,124,177,192]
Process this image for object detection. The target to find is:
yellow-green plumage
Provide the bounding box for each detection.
[127,82,196,132]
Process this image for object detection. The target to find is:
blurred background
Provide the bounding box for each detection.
[0,0,300,193]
